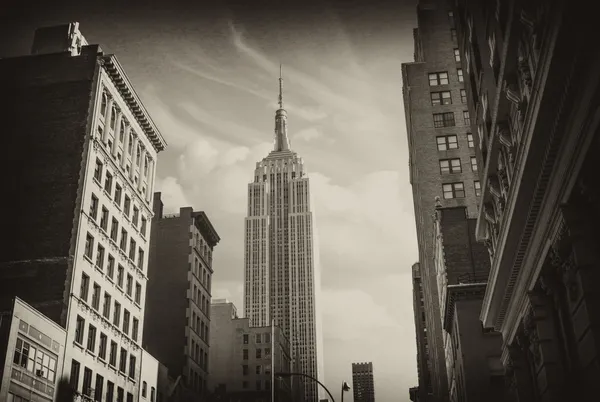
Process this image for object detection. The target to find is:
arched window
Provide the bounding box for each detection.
[100,92,108,116]
[119,121,125,142]
[128,133,134,154]
[110,106,117,129]
[136,145,141,165]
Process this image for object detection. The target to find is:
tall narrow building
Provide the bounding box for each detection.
[402,1,481,400]
[243,69,324,401]
[351,362,375,402]
[0,23,166,402]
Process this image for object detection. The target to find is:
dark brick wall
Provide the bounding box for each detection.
[144,213,191,378]
[439,206,490,284]
[0,45,100,324]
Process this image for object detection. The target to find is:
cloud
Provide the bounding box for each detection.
[294,127,322,142]
[154,176,190,213]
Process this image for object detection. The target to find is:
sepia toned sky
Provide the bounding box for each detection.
[2,0,420,399]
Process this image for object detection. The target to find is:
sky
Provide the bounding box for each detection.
[2,0,420,400]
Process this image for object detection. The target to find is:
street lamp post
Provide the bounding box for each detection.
[341,381,350,402]
[275,372,336,402]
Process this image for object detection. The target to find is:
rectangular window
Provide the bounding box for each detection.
[454,48,461,62]
[103,293,111,319]
[448,10,455,27]
[135,283,142,304]
[256,333,261,344]
[75,316,85,344]
[265,333,271,344]
[80,273,90,301]
[105,172,113,194]
[119,348,127,372]
[92,283,101,310]
[100,207,109,231]
[265,348,271,357]
[470,156,478,172]
[138,248,145,270]
[124,196,131,217]
[117,388,124,402]
[120,229,128,251]
[87,325,96,352]
[243,349,248,360]
[467,133,474,148]
[96,245,105,269]
[433,112,455,128]
[99,333,108,360]
[107,382,115,402]
[474,181,482,196]
[113,302,121,326]
[115,184,122,206]
[133,207,139,227]
[463,110,471,125]
[85,233,94,260]
[460,89,468,103]
[111,218,119,242]
[256,349,262,359]
[94,159,103,183]
[70,360,81,391]
[95,374,104,402]
[442,182,466,199]
[126,274,133,296]
[243,334,249,344]
[450,28,457,41]
[107,255,115,279]
[129,240,136,260]
[117,265,124,288]
[142,381,148,398]
[243,364,248,375]
[256,365,262,374]
[132,318,139,341]
[123,310,130,335]
[109,342,117,367]
[431,91,452,106]
[439,159,462,174]
[141,217,147,237]
[129,355,136,378]
[457,68,464,82]
[428,71,449,86]
[90,194,99,220]
[151,387,156,402]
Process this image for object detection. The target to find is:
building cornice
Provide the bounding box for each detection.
[99,55,167,152]
[192,211,220,248]
[443,283,487,333]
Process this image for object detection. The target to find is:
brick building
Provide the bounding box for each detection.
[433,206,503,402]
[401,1,481,400]
[0,22,166,401]
[410,263,429,402]
[208,299,302,402]
[351,362,375,402]
[144,193,220,400]
[451,0,600,401]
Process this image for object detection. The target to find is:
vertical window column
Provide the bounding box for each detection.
[146,158,155,203]
[104,97,115,144]
[129,135,139,181]
[137,146,147,192]
[121,125,132,167]
[112,111,123,152]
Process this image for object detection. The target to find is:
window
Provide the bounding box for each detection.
[442,182,466,199]
[463,110,471,125]
[431,91,452,106]
[101,93,108,116]
[135,283,142,304]
[105,172,113,194]
[13,338,57,381]
[115,184,122,206]
[92,283,101,310]
[107,382,115,401]
[85,233,94,260]
[439,159,462,174]
[142,382,148,398]
[96,245,105,269]
[433,112,455,128]
[141,217,147,237]
[99,333,108,360]
[243,349,248,360]
[80,274,90,301]
[100,207,109,231]
[95,375,104,402]
[126,274,133,296]
[110,107,117,129]
[256,365,262,374]
[448,10,455,27]
[87,325,96,352]
[90,194,99,220]
[256,380,261,391]
[120,230,128,251]
[150,387,155,402]
[243,334,249,344]
[454,48,461,62]
[111,218,119,242]
[457,68,464,82]
[256,333,262,344]
[75,316,85,344]
[460,89,467,103]
[123,310,130,335]
[474,181,482,197]
[124,196,131,217]
[138,248,145,270]
[133,207,139,227]
[129,240,136,260]
[132,318,139,341]
[109,342,117,366]
[103,293,111,318]
[470,156,478,172]
[428,71,449,86]
[94,159,103,182]
[467,133,474,148]
[264,348,271,357]
[117,265,124,288]
[113,302,121,326]
[128,355,136,378]
[242,381,248,389]
[117,388,124,402]
[107,255,115,279]
[256,349,262,359]
[265,333,271,344]
[70,360,81,391]
[119,348,127,373]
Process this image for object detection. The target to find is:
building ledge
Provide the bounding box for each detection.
[443,282,487,332]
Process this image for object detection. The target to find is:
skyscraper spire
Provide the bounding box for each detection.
[274,64,290,152]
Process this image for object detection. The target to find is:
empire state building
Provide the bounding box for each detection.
[244,69,324,401]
